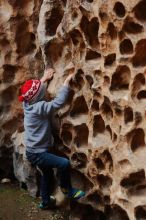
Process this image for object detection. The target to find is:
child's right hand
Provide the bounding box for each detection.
[63,74,74,86]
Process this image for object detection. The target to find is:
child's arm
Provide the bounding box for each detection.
[36,74,74,115]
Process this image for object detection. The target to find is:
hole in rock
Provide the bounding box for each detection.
[135,112,142,125]
[2,117,19,132]
[0,146,14,180]
[74,123,89,147]
[134,0,146,22]
[118,30,125,41]
[137,90,146,99]
[66,90,75,104]
[124,107,133,124]
[1,145,13,158]
[3,134,13,147]
[99,11,108,22]
[62,0,67,6]
[129,185,146,197]
[101,150,113,171]
[59,145,71,154]
[81,206,105,220]
[94,158,105,170]
[113,102,123,116]
[113,133,117,142]
[30,33,35,41]
[85,50,101,60]
[61,130,72,146]
[71,11,78,20]
[121,170,145,188]
[71,169,93,192]
[0,38,9,47]
[86,0,94,2]
[80,42,86,59]
[93,115,105,136]
[80,16,99,47]
[15,20,36,56]
[114,2,126,18]
[106,125,112,139]
[97,174,112,189]
[94,92,102,100]
[46,7,63,36]
[135,206,146,219]
[110,65,131,91]
[131,73,145,97]
[0,165,15,181]
[70,29,83,45]
[100,97,113,119]
[0,106,4,115]
[76,68,84,75]
[127,128,145,152]
[87,191,103,205]
[70,202,106,220]
[107,22,117,39]
[104,196,110,204]
[60,123,73,146]
[20,182,27,190]
[136,185,146,191]
[91,99,99,111]
[71,152,87,168]
[104,53,116,66]
[2,65,17,83]
[119,159,131,169]
[75,72,85,89]
[1,86,17,103]
[7,0,31,7]
[132,39,146,67]
[94,69,102,77]
[120,39,133,54]
[123,18,143,34]
[70,70,84,91]
[70,80,82,91]
[104,76,110,85]
[135,73,145,85]
[105,204,130,220]
[0,106,11,116]
[85,75,94,88]
[70,96,88,117]
[45,41,64,63]
[0,168,5,180]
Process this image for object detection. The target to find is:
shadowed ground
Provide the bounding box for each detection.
[0,182,69,220]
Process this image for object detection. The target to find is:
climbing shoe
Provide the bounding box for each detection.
[38,196,56,210]
[62,188,85,200]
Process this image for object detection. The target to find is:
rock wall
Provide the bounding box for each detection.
[0,0,44,179]
[1,0,146,219]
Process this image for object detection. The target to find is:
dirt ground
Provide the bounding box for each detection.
[0,182,70,220]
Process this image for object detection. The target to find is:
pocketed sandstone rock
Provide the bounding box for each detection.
[1,0,146,219]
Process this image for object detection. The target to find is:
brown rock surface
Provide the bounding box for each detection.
[1,0,146,219]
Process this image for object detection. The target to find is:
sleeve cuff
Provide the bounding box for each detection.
[61,85,70,91]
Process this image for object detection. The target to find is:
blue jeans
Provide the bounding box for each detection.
[26,150,72,204]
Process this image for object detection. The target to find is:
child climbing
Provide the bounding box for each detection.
[18,68,85,209]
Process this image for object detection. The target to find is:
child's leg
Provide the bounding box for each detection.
[37,152,72,190]
[36,152,85,200]
[37,166,54,204]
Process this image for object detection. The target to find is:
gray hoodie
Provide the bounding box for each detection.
[23,85,70,153]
